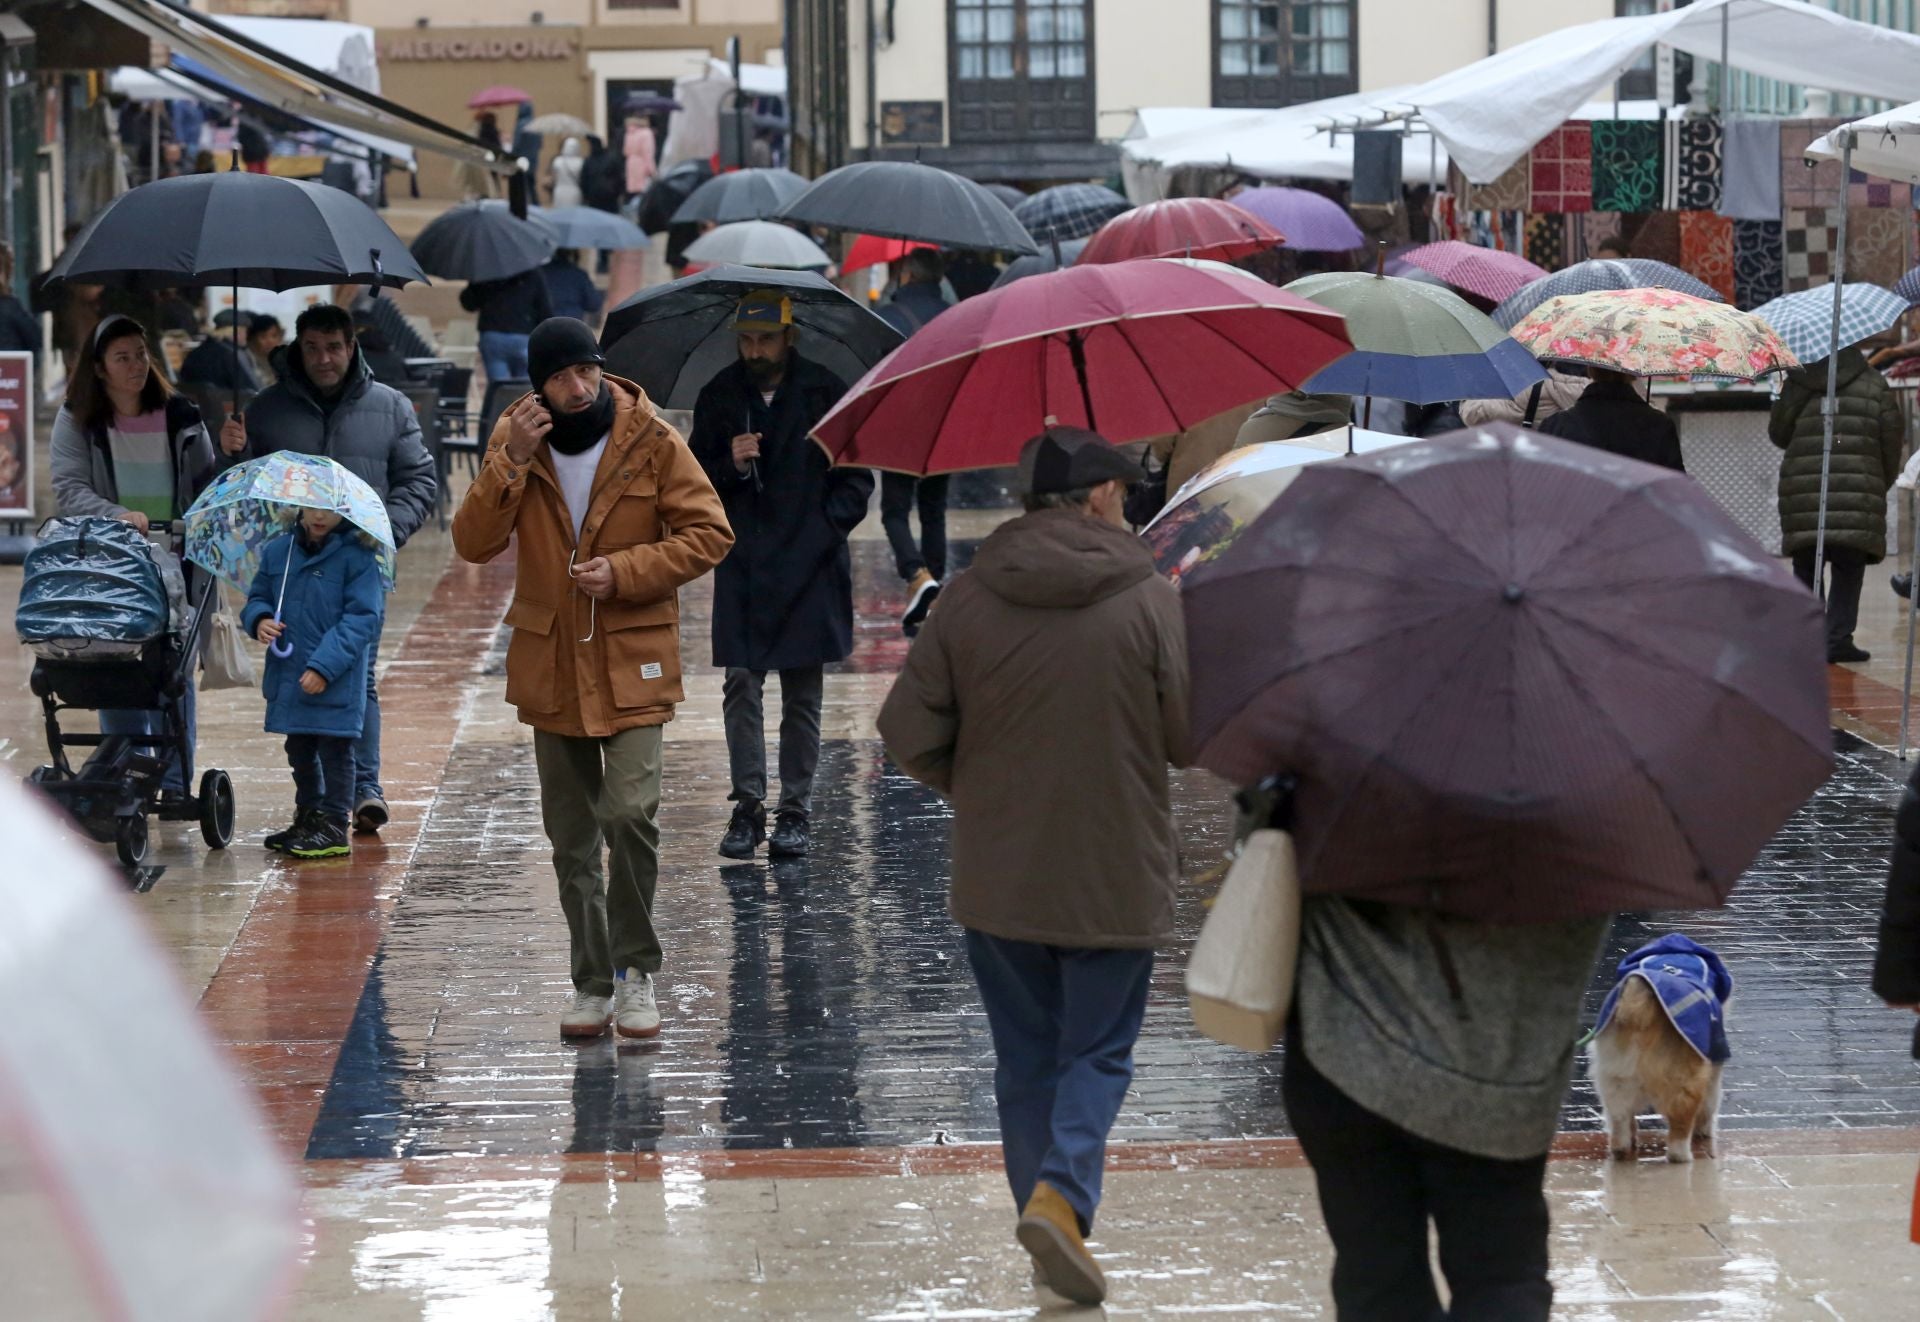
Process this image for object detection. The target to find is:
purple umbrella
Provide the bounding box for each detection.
[1229,187,1364,252]
[1183,423,1833,923]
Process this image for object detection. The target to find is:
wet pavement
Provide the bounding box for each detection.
[5,495,1920,1318]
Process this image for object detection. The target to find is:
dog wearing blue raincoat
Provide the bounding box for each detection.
[1588,934,1734,1163]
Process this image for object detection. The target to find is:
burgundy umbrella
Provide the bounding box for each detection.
[1183,423,1833,923]
[1076,198,1283,267]
[811,259,1351,475]
[467,85,532,110]
[1229,187,1364,252]
[1397,240,1548,305]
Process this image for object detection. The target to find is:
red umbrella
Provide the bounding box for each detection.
[1397,240,1549,305]
[467,85,532,110]
[1182,423,1833,922]
[1075,198,1283,267]
[841,233,937,277]
[811,259,1351,475]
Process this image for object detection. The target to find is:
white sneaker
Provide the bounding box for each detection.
[614,968,661,1039]
[560,990,611,1039]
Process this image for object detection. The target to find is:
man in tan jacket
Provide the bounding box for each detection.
[453,318,733,1040]
[878,427,1190,1307]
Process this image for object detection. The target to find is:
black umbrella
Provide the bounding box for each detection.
[671,168,809,226]
[600,265,904,410]
[46,169,426,291]
[623,94,683,116]
[777,161,1038,255]
[638,159,714,234]
[409,201,554,282]
[991,238,1090,290]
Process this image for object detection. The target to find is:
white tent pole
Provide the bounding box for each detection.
[1902,489,1919,758]
[1812,130,1851,622]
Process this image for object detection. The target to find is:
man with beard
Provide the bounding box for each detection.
[453,317,733,1039]
[690,293,874,862]
[221,303,437,836]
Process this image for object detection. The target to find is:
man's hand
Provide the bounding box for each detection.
[730,432,762,474]
[572,555,616,600]
[299,669,327,695]
[117,510,151,534]
[219,413,248,456]
[255,617,286,645]
[505,396,553,466]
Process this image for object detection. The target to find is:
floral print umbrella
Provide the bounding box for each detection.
[1509,287,1799,380]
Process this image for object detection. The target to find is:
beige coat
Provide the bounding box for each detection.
[452,376,734,737]
[878,509,1191,948]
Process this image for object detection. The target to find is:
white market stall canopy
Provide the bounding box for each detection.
[1354,0,1920,183]
[1807,100,1920,185]
[80,0,510,176]
[1120,96,1666,199]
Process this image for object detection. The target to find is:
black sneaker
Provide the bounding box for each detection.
[353,793,389,835]
[1893,572,1912,601]
[286,815,352,859]
[769,811,811,859]
[719,801,766,860]
[265,807,319,852]
[1829,642,1872,664]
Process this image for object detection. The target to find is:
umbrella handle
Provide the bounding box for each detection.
[269,614,294,659]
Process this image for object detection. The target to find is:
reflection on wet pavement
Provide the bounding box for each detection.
[5,506,1919,1319]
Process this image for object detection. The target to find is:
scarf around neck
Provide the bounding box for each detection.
[547,385,615,455]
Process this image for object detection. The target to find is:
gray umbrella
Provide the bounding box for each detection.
[671,168,810,225]
[683,221,831,270]
[778,161,1038,255]
[410,202,554,282]
[1012,184,1131,243]
[480,201,650,251]
[991,238,1090,289]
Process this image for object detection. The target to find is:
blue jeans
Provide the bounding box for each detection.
[355,628,382,802]
[285,733,355,822]
[479,331,530,384]
[100,677,197,797]
[964,930,1155,1233]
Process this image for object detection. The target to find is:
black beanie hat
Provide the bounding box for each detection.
[528,317,606,391]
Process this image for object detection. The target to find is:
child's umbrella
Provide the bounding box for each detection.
[180,452,398,656]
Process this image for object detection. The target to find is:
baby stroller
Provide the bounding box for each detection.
[16,516,236,877]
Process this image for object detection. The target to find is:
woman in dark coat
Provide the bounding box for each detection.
[1770,346,1905,664]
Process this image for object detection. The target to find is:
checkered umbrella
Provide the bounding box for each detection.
[1896,265,1920,305]
[1493,259,1724,329]
[1012,184,1132,243]
[1751,283,1911,365]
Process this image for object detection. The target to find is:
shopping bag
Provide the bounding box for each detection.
[1185,827,1302,1053]
[199,597,256,692]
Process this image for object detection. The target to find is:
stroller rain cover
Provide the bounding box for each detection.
[15,517,171,654]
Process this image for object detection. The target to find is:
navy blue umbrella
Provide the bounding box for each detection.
[1287,271,1547,403]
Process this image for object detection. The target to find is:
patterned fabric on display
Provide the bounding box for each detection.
[1590,121,1664,213]
[1779,119,1846,210]
[1627,211,1683,268]
[1733,219,1785,308]
[1675,117,1724,212]
[1678,211,1736,303]
[1525,214,1566,272]
[1845,207,1910,290]
[1530,124,1592,213]
[1783,207,1835,292]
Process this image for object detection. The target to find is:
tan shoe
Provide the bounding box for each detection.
[1016,1181,1106,1306]
[902,568,941,633]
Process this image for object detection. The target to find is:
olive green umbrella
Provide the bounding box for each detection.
[1284,271,1546,404]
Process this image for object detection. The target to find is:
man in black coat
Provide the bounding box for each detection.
[690,292,874,862]
[1535,368,1685,471]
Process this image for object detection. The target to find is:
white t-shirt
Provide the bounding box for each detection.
[550,435,609,542]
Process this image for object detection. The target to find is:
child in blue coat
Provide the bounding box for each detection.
[242,506,386,859]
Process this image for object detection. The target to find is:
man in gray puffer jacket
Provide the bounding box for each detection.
[220,302,437,833]
[1771,345,1906,664]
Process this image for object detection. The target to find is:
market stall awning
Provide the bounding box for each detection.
[1352,0,1920,182]
[78,0,512,177]
[114,62,418,167]
[1807,100,1920,185]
